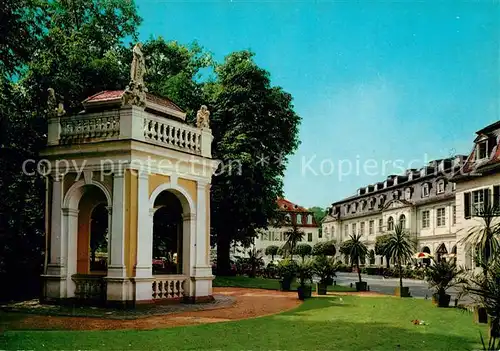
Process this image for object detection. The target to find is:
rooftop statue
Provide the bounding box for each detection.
[123,43,147,107]
[196,105,210,129]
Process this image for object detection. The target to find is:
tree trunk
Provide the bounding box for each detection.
[357,258,362,283]
[398,257,403,297]
[386,255,390,268]
[216,234,231,276]
[271,254,274,262]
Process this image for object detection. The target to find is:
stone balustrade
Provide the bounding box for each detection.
[49,106,212,157]
[152,275,186,300]
[60,113,120,142]
[143,115,201,155]
[72,274,107,303]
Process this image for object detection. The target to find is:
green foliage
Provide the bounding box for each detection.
[294,243,312,261]
[313,255,338,284]
[0,0,46,76]
[341,234,368,283]
[296,259,314,286]
[209,50,301,273]
[277,258,298,281]
[383,224,415,295]
[425,259,465,296]
[308,206,327,225]
[265,245,279,261]
[283,223,305,259]
[312,240,336,256]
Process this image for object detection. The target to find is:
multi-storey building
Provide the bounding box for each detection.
[233,198,321,263]
[323,155,467,266]
[453,120,500,269]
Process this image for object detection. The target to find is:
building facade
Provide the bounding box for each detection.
[453,121,500,269]
[234,198,321,263]
[323,156,467,266]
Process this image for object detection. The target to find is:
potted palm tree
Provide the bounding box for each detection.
[340,234,368,291]
[277,258,297,291]
[296,259,313,300]
[313,255,338,295]
[383,223,414,297]
[425,258,465,307]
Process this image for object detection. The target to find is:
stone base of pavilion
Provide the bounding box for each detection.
[2,294,233,320]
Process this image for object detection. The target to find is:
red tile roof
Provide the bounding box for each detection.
[83,90,184,113]
[277,198,308,212]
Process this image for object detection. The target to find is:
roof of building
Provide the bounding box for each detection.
[455,120,500,178]
[82,90,184,113]
[277,198,310,212]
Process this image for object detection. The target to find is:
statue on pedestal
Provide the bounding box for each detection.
[123,43,148,107]
[196,105,210,129]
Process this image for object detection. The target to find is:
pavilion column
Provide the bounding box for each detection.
[182,212,197,298]
[106,172,130,306]
[133,172,154,303]
[185,181,214,303]
[44,174,68,300]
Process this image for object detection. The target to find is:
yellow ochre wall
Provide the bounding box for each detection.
[125,170,138,278]
[178,178,197,205]
[148,174,170,197]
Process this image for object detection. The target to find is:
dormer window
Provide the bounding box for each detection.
[476,140,488,160]
[452,182,456,192]
[422,183,430,197]
[392,190,400,200]
[307,215,313,225]
[437,179,445,194]
[369,198,375,209]
[296,213,302,224]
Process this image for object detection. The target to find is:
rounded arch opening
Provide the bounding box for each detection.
[152,190,184,275]
[422,246,431,265]
[74,184,109,275]
[399,214,406,228]
[387,216,394,231]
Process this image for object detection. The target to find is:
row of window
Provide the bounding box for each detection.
[332,206,456,237]
[341,181,456,215]
[260,231,314,242]
[283,213,314,225]
[464,186,500,219]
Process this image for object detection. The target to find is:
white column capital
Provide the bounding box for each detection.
[183,213,196,221]
[197,180,209,190]
[61,208,79,217]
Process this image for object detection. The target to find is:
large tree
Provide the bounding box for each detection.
[0,0,141,301]
[208,51,301,274]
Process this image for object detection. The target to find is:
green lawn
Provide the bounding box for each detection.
[1,295,487,350]
[213,275,356,292]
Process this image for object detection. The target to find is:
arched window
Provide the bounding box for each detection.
[387,216,394,231]
[307,215,313,224]
[399,214,406,228]
[437,179,445,194]
[422,183,430,197]
[405,188,412,201]
[285,213,292,223]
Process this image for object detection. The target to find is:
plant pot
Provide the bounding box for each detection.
[279,279,292,291]
[316,283,328,295]
[297,285,312,300]
[474,306,488,324]
[355,281,367,292]
[436,293,451,308]
[394,287,411,297]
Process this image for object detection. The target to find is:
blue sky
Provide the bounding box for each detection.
[137,0,500,208]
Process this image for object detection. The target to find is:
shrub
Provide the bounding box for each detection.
[277,258,298,281]
[313,255,338,285]
[296,259,314,286]
[312,240,336,256]
[295,243,312,262]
